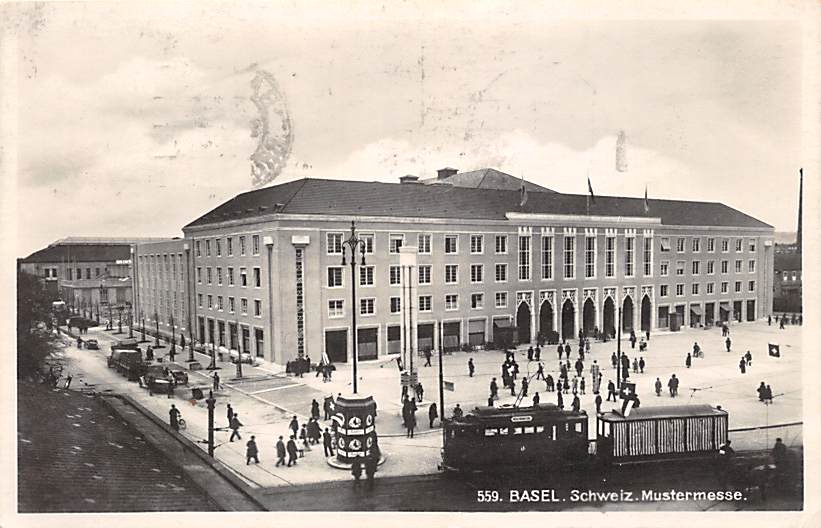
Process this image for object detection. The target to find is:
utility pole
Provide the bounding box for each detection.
[206,390,215,457]
[438,321,444,425]
[616,305,623,387]
[169,314,176,362]
[235,319,244,379]
[154,311,160,346]
[128,304,134,339]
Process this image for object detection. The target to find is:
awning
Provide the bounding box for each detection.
[719,301,730,312]
[689,305,702,316]
[468,319,485,333]
[493,318,512,328]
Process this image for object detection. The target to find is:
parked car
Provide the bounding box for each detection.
[84,339,99,350]
[108,349,144,381]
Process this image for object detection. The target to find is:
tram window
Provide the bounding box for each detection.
[499,427,509,436]
[564,423,570,433]
[484,428,497,437]
[575,422,583,433]
[524,426,535,434]
[535,426,545,433]
[450,430,456,439]
[513,427,523,435]
[551,425,557,440]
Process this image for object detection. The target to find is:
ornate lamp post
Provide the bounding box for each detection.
[169,314,176,362]
[153,310,160,346]
[341,220,367,394]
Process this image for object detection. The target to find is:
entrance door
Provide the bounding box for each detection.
[746,300,756,321]
[325,329,348,363]
[561,299,575,341]
[517,302,531,344]
[417,323,434,353]
[704,302,715,325]
[622,296,634,332]
[720,303,730,322]
[539,300,554,337]
[657,306,669,328]
[603,297,615,336]
[387,325,401,355]
[582,298,596,337]
[358,328,378,360]
[443,322,461,351]
[733,301,743,322]
[640,295,652,332]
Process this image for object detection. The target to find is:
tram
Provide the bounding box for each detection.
[440,403,728,473]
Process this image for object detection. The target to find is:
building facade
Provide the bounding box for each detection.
[181,171,775,368]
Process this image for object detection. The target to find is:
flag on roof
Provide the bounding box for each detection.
[644,186,650,213]
[587,177,596,204]
[519,174,528,208]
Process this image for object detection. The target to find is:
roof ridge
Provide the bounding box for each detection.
[279,178,310,212]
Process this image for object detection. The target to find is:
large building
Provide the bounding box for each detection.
[179,168,775,368]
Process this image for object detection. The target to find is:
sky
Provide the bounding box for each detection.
[5,1,807,257]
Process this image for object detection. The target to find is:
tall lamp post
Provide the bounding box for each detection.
[140,309,146,342]
[116,305,124,334]
[153,310,160,347]
[169,314,176,362]
[341,220,366,395]
[127,302,134,339]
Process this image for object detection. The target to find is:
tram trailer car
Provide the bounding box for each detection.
[441,404,589,472]
[596,404,728,465]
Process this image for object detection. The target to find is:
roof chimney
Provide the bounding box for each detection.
[399,174,420,184]
[437,167,458,180]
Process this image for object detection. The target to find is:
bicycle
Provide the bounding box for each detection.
[178,415,187,430]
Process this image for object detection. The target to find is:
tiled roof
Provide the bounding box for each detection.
[184,177,772,230]
[22,244,132,263]
[422,168,556,193]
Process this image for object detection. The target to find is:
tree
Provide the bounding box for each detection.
[17,271,61,378]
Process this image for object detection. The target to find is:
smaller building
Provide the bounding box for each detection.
[773,248,801,313]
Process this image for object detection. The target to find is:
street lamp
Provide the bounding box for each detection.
[127,303,134,339]
[235,318,243,379]
[153,310,160,346]
[169,314,176,362]
[116,305,124,334]
[341,220,366,394]
[140,309,146,342]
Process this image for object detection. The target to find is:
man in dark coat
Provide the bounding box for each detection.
[536,362,545,380]
[169,404,180,431]
[545,374,554,392]
[607,380,617,402]
[686,353,692,368]
[557,343,564,360]
[324,397,334,420]
[246,435,259,465]
[575,358,584,378]
[521,377,529,397]
[611,352,618,368]
[639,357,645,373]
[557,390,564,409]
[739,357,746,374]
[571,395,581,413]
[527,346,534,362]
[311,399,320,420]
[757,382,767,402]
[322,428,334,457]
[229,414,243,442]
[534,346,541,362]
[406,403,417,438]
[424,349,432,367]
[428,402,438,428]
[725,337,732,352]
[276,436,287,466]
[286,436,298,466]
[468,358,475,377]
[655,377,662,396]
[564,343,572,359]
[595,393,602,414]
[532,392,540,406]
[289,416,299,438]
[226,403,234,427]
[490,378,498,400]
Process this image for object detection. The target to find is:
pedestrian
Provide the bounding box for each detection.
[557,343,564,360]
[64,374,73,389]
[632,358,638,374]
[490,377,498,400]
[227,403,234,427]
[323,428,334,457]
[655,377,662,396]
[575,358,583,378]
[510,377,517,396]
[739,357,746,374]
[324,397,333,420]
[693,342,701,358]
[309,417,322,445]
[351,456,362,483]
[522,377,529,397]
[428,402,438,428]
[299,424,310,448]
[275,436,287,466]
[424,349,432,367]
[468,358,475,377]
[768,315,772,326]
[416,382,424,402]
[757,382,767,402]
[311,399,320,420]
[668,375,678,397]
[536,362,545,380]
[595,393,602,414]
[607,380,617,402]
[630,330,636,349]
[527,346,534,362]
[289,416,299,438]
[580,378,586,395]
[532,392,540,406]
[772,438,788,469]
[765,384,773,403]
[780,317,785,329]
[545,373,554,392]
[556,378,563,394]
[365,450,378,486]
[535,346,541,362]
[286,436,298,466]
[571,376,578,395]
[406,404,417,438]
[686,353,692,369]
[512,360,519,379]
[620,355,630,380]
[725,337,732,352]
[169,404,180,431]
[637,357,645,374]
[563,377,569,394]
[593,372,602,394]
[557,390,564,409]
[745,350,752,366]
[611,352,618,369]
[645,329,650,341]
[246,436,260,465]
[213,372,221,391]
[229,413,243,442]
[571,395,581,413]
[564,343,571,359]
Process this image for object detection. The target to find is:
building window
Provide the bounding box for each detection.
[495,235,508,254]
[229,296,235,313]
[735,260,742,273]
[327,233,343,254]
[445,294,458,311]
[390,297,401,314]
[253,267,261,287]
[721,239,729,252]
[198,294,203,307]
[207,267,213,284]
[445,264,459,284]
[706,283,714,295]
[360,266,375,286]
[707,261,714,275]
[419,295,432,312]
[735,239,743,252]
[748,280,755,292]
[95,267,100,277]
[495,292,508,308]
[227,237,233,256]
[624,236,635,278]
[418,265,431,285]
[389,266,402,286]
[360,298,375,316]
[444,235,458,254]
[252,235,260,255]
[675,284,684,297]
[327,267,343,288]
[660,261,669,277]
[206,239,211,256]
[470,235,484,254]
[792,271,797,281]
[240,267,248,287]
[360,233,374,254]
[471,264,484,283]
[721,260,728,274]
[389,234,404,254]
[239,236,246,256]
[254,300,262,316]
[471,293,484,309]
[734,281,742,293]
[519,235,532,281]
[207,295,213,309]
[542,235,554,280]
[605,236,616,278]
[217,296,224,311]
[643,236,652,277]
[228,267,234,286]
[749,239,756,252]
[417,234,431,254]
[85,268,91,279]
[720,282,728,294]
[195,240,202,257]
[583,236,596,279]
[691,283,699,296]
[559,235,573,279]
[676,238,685,253]
[660,237,671,252]
[692,261,700,275]
[241,298,248,315]
[676,261,685,276]
[495,263,507,282]
[692,238,701,253]
[196,267,202,284]
[659,285,668,297]
[748,260,756,273]
[216,267,222,285]
[707,238,715,252]
[216,239,222,257]
[328,300,344,318]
